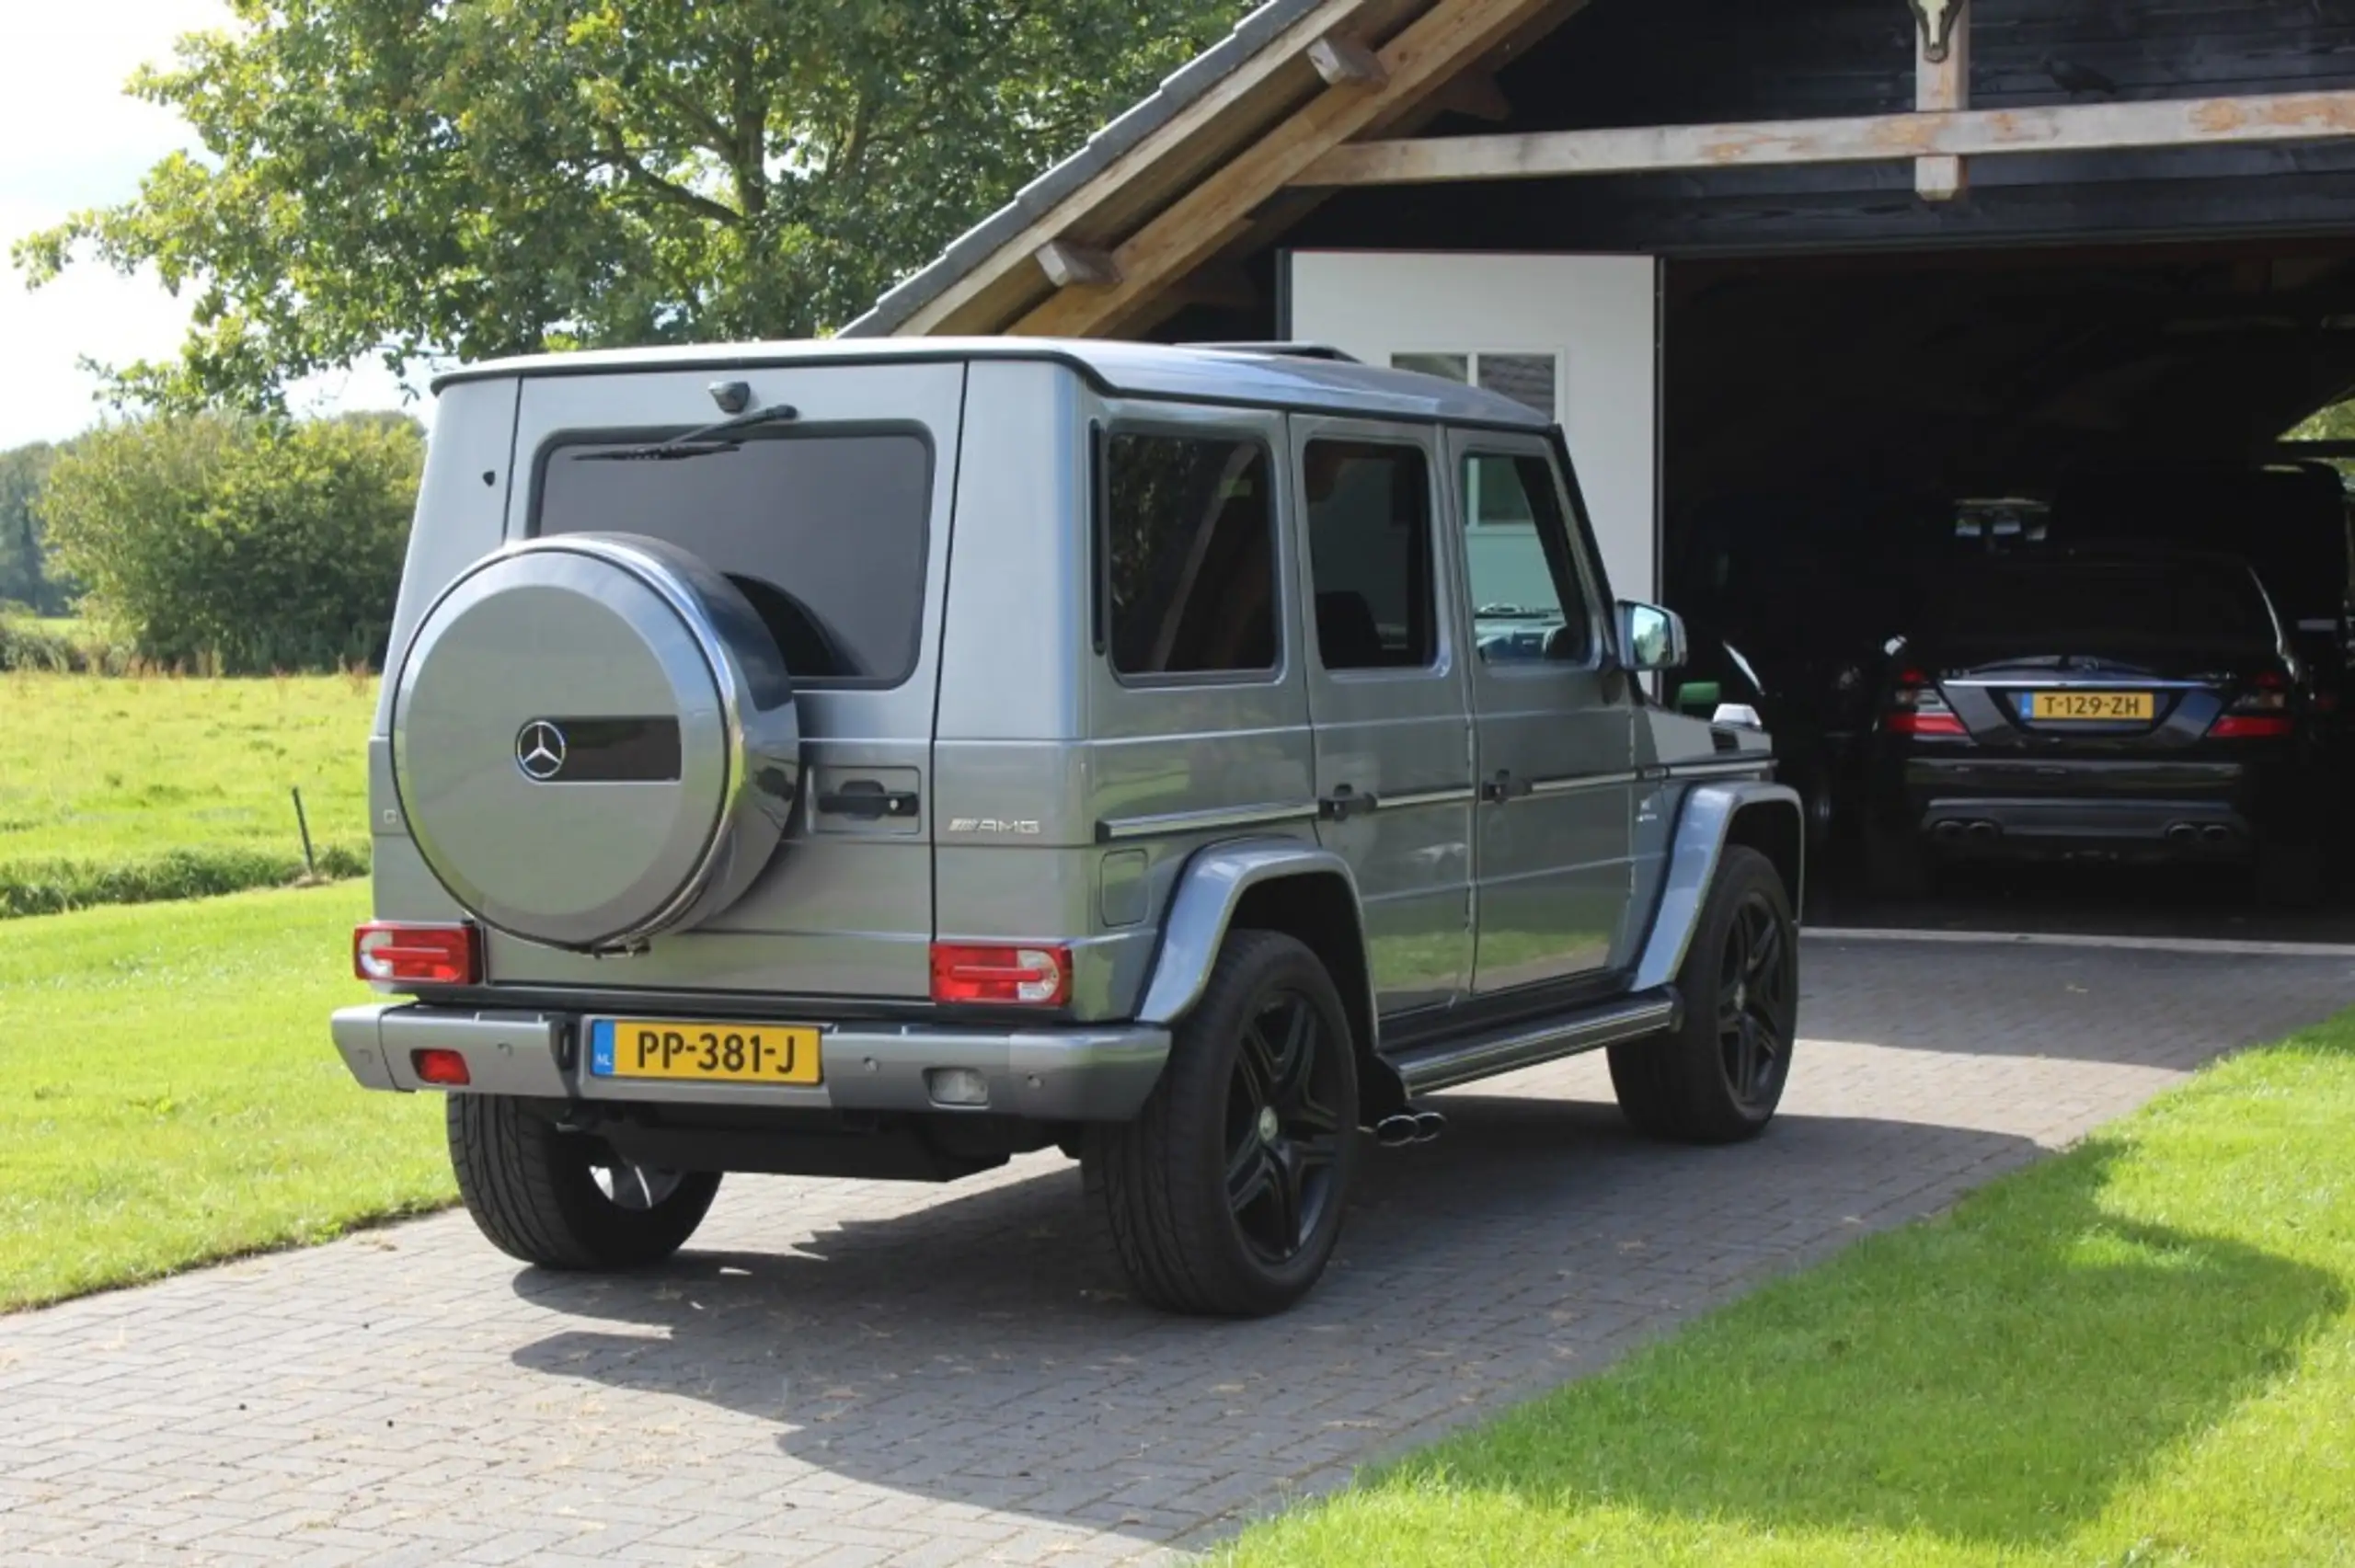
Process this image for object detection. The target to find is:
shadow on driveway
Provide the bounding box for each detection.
[507,1097,2059,1535]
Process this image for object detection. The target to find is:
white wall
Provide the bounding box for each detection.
[1287,250,1660,603]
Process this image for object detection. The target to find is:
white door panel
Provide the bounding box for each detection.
[1286,250,1660,605]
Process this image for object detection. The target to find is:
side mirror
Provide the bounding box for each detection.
[1616,601,1688,674]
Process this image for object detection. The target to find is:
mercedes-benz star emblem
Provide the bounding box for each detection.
[515,720,569,782]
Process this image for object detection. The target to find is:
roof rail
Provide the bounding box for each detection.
[1179,341,1362,364]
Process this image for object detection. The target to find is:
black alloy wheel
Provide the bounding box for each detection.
[448,1094,722,1270]
[1085,929,1362,1316]
[1717,889,1794,1112]
[1607,844,1798,1144]
[1224,989,1349,1266]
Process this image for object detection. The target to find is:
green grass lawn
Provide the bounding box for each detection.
[0,883,453,1310]
[1227,1020,2355,1568]
[0,670,375,916]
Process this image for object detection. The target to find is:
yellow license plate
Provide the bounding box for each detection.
[588,1019,821,1083]
[2028,691,2154,722]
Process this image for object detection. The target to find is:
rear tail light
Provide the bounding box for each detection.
[930,944,1072,1006]
[354,922,480,986]
[1886,675,1965,738]
[2211,673,2298,738]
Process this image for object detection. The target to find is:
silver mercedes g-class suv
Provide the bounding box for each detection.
[331,338,1800,1317]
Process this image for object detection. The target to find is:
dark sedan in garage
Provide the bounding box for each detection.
[1863,545,2326,904]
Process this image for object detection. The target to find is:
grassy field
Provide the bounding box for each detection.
[0,670,375,916]
[0,883,452,1310]
[1226,1018,2355,1568]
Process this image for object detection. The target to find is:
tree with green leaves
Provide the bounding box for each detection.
[0,442,70,615]
[15,0,1246,414]
[39,414,424,671]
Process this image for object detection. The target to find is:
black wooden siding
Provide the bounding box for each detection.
[1282,0,2355,258]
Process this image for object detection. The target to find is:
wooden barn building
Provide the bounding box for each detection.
[844,0,2355,663]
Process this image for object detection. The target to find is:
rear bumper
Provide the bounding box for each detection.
[1875,751,2308,858]
[330,1003,1170,1121]
[1913,795,2253,858]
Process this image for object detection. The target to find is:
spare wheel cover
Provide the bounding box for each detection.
[391,533,798,950]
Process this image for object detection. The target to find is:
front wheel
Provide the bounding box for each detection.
[448,1094,720,1270]
[1085,930,1361,1317]
[1609,845,1798,1144]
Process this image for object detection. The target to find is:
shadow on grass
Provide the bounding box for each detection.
[1364,1137,2343,1550]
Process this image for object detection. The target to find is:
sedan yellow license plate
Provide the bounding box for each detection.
[2025,691,2154,722]
[588,1019,821,1084]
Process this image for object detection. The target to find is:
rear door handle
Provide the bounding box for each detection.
[815,780,921,819]
[1479,771,1533,804]
[1319,784,1379,822]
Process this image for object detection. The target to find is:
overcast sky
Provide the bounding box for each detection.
[0,2,415,451]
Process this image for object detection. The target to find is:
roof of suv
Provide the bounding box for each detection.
[430,337,1556,430]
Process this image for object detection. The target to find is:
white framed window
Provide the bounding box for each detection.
[1390,351,1560,421]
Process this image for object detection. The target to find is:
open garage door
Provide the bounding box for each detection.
[1659,237,2355,938]
[1286,250,1660,604]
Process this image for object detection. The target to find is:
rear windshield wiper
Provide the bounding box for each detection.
[573,402,800,463]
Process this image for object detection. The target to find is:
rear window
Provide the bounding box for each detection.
[1936,560,2273,646]
[537,431,931,685]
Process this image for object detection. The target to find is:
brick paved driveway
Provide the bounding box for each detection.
[6,938,2353,1567]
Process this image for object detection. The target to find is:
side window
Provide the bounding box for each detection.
[1461,452,1594,666]
[1303,440,1438,671]
[1104,432,1278,678]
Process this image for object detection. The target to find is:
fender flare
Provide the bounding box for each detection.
[1134,838,1374,1032]
[1632,781,1805,992]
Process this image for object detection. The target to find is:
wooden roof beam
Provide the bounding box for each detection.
[1035,241,1121,288]
[889,0,1409,337]
[1295,88,2355,187]
[1913,0,1970,201]
[1308,34,1388,87]
[1010,0,1588,339]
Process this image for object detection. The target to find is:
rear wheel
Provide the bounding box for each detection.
[1609,846,1798,1144]
[1085,931,1360,1317]
[449,1094,720,1270]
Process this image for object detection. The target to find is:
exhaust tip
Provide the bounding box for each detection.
[1413,1110,1449,1144]
[2165,823,2198,843]
[2202,823,2234,843]
[1933,820,1965,841]
[1969,820,2000,840]
[1373,1114,1421,1149]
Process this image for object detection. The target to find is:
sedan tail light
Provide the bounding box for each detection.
[2209,672,2297,739]
[1886,670,1966,738]
[354,922,480,985]
[930,944,1072,1006]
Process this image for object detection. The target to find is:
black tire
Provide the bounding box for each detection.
[1084,930,1361,1317]
[1609,845,1798,1144]
[448,1094,720,1270]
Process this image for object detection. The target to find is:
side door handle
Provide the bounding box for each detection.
[1478,770,1533,804]
[815,779,922,819]
[1319,784,1379,823]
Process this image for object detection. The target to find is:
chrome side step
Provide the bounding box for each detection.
[1386,987,1681,1094]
